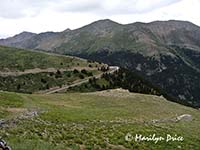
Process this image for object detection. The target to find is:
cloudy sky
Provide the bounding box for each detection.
[0,0,200,38]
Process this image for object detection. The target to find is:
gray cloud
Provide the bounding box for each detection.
[0,0,182,19]
[110,0,183,14]
[54,0,183,15]
[54,0,101,13]
[0,0,59,19]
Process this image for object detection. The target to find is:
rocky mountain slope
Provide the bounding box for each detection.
[1,20,200,56]
[0,31,36,47]
[0,19,200,107]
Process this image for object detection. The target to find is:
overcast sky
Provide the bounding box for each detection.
[0,0,200,38]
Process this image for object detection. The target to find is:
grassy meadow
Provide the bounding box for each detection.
[0,90,199,150]
[0,46,90,72]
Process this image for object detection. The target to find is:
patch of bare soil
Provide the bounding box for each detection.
[0,68,68,77]
[5,108,27,113]
[0,66,101,77]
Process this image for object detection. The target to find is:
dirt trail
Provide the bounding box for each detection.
[43,66,119,94]
[0,67,98,77]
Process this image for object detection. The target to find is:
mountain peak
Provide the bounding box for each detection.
[16,31,36,37]
[20,31,35,34]
[79,19,122,32]
[91,19,120,25]
[0,31,36,46]
[63,28,71,32]
[96,19,116,23]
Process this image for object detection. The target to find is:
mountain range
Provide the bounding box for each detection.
[0,19,200,107]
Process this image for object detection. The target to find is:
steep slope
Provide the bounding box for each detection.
[0,20,200,107]
[0,90,199,149]
[139,20,200,49]
[0,46,105,93]
[69,68,193,107]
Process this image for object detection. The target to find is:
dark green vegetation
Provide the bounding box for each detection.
[1,19,200,107]
[69,68,161,94]
[0,70,96,93]
[0,91,199,150]
[79,51,200,108]
[69,68,195,107]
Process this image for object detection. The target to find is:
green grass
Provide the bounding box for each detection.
[0,45,91,71]
[0,91,199,149]
[0,92,23,107]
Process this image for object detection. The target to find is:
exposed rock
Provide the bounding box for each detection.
[150,114,193,124]
[176,114,193,122]
[0,139,11,150]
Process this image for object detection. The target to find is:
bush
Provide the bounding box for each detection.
[17,84,21,90]
[55,70,62,78]
[87,72,93,76]
[73,69,79,74]
[79,74,85,79]
[41,78,47,84]
[88,64,92,68]
[81,69,87,74]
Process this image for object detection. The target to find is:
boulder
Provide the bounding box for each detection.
[176,114,193,122]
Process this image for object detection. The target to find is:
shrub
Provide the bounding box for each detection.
[73,69,79,74]
[81,69,87,74]
[79,74,85,79]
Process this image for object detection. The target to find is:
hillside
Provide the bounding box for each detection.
[69,68,194,107]
[1,19,199,107]
[0,45,91,72]
[0,46,105,93]
[0,90,199,149]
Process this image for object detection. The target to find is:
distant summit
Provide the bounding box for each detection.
[0,31,36,47]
